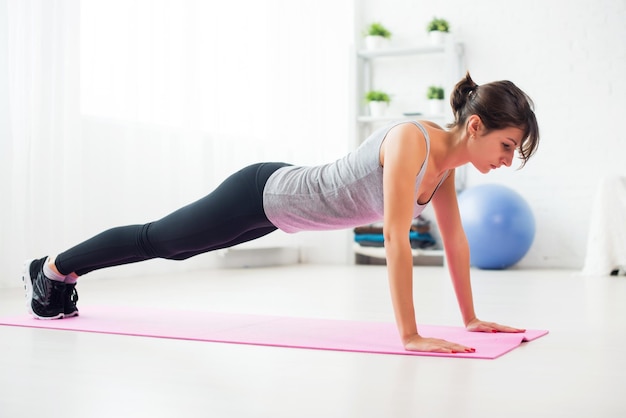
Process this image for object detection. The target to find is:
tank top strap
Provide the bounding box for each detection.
[408,121,430,182]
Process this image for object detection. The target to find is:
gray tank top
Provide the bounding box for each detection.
[262,120,440,233]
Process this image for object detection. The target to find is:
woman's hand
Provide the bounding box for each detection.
[404,334,475,354]
[465,318,525,333]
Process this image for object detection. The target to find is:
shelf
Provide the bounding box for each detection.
[353,243,444,259]
[357,45,446,59]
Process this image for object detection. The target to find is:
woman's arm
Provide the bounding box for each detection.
[430,171,477,325]
[381,125,475,353]
[381,125,423,343]
[431,173,526,333]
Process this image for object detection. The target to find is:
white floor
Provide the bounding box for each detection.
[0,264,624,418]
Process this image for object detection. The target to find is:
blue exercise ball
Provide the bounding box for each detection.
[458,184,535,270]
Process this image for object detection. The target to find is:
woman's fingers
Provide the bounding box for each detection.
[467,319,526,333]
[405,336,476,354]
[491,322,525,332]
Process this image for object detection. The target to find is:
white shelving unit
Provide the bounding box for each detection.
[354,41,465,136]
[352,40,465,264]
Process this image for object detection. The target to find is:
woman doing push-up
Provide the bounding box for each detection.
[23,72,539,354]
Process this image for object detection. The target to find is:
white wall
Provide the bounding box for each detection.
[358,0,626,268]
[3,0,624,291]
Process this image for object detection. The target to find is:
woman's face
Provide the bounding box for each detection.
[469,125,524,174]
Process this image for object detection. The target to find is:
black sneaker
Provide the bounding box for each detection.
[22,257,66,320]
[64,283,79,318]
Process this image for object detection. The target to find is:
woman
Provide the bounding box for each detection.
[23,72,539,354]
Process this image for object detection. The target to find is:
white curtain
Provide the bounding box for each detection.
[1,0,353,287]
[1,0,84,288]
[81,0,353,172]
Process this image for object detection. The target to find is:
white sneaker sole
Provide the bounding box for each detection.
[22,259,64,320]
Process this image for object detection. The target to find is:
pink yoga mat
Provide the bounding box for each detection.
[0,306,548,359]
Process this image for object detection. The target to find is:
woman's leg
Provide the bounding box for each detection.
[24,162,288,319]
[54,162,289,276]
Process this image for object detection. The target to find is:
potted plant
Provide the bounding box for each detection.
[426,17,450,45]
[364,22,391,50]
[426,86,445,115]
[365,90,391,117]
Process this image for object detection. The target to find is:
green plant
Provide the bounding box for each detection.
[365,90,391,103]
[426,86,444,100]
[426,17,450,33]
[365,22,392,39]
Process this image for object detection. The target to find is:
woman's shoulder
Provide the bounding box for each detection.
[418,120,444,130]
[388,119,443,135]
[385,120,434,145]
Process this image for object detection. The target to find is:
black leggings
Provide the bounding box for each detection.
[55,162,290,276]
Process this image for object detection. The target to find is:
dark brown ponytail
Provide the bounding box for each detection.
[450,72,479,123]
[448,72,540,168]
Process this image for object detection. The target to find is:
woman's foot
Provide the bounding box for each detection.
[22,258,66,320]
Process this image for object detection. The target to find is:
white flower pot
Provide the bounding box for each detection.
[429,31,447,46]
[368,101,388,117]
[428,99,444,115]
[365,35,387,50]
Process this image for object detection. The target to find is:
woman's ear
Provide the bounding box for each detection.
[466,115,482,137]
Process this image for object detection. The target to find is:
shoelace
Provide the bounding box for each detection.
[49,281,66,309]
